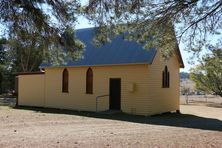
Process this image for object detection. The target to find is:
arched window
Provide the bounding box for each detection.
[86,67,93,94]
[162,66,170,88]
[62,68,69,92]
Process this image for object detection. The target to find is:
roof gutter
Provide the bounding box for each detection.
[39,62,151,69]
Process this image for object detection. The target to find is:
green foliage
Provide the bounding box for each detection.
[0,38,6,65]
[1,0,222,63]
[1,0,222,64]
[44,26,85,66]
[7,29,45,72]
[85,0,222,57]
[0,0,84,66]
[0,38,6,93]
[6,26,85,71]
[0,38,13,93]
[60,27,85,59]
[190,49,222,96]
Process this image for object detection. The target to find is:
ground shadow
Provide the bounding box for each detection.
[207,103,222,108]
[12,106,222,132]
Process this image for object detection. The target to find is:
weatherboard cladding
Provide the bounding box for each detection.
[40,27,157,68]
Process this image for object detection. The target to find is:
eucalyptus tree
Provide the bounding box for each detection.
[190,49,222,97]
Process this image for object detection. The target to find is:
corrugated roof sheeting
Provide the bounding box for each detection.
[40,28,157,68]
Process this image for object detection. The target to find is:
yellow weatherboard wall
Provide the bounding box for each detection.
[18,74,45,107]
[44,64,150,113]
[146,49,180,115]
[17,49,180,116]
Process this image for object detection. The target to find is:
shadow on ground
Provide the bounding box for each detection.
[13,106,222,132]
[207,103,222,108]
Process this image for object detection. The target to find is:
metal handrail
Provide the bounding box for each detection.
[96,94,109,112]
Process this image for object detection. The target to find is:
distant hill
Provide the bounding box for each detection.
[180,72,190,79]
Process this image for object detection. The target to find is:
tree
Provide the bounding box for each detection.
[1,0,221,69]
[0,0,83,64]
[0,38,6,64]
[1,1,221,62]
[7,31,45,72]
[0,38,12,93]
[181,86,190,104]
[190,49,222,97]
[5,26,85,73]
[0,38,6,93]
[85,0,222,58]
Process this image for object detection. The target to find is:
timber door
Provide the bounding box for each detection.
[109,78,121,110]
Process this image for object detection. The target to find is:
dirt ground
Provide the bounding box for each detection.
[0,96,222,148]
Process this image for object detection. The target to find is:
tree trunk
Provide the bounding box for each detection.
[186,94,189,104]
[0,72,2,94]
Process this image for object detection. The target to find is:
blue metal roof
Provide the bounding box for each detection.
[41,27,157,68]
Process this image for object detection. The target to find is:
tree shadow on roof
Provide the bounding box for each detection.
[13,106,222,132]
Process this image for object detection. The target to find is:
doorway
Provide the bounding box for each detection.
[109,78,121,110]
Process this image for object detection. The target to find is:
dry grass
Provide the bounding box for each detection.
[180,95,222,108]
